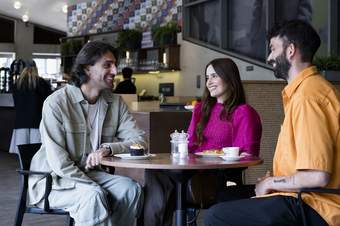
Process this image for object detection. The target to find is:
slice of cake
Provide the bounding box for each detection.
[130,144,145,156]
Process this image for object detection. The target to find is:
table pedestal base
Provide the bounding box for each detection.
[164,170,195,226]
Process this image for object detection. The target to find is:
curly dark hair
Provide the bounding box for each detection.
[70,41,117,87]
[196,58,246,145]
[267,20,321,63]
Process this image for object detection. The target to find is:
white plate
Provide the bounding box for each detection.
[195,152,225,158]
[114,153,155,160]
[184,105,194,111]
[220,156,242,161]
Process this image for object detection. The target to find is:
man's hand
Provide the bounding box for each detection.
[254,170,330,196]
[255,176,273,196]
[257,171,271,182]
[85,147,111,170]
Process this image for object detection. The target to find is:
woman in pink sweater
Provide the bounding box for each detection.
[188,58,262,156]
[144,58,262,226]
[186,58,262,216]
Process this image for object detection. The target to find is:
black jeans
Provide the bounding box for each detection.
[204,195,329,226]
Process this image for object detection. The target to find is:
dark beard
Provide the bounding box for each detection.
[269,53,291,80]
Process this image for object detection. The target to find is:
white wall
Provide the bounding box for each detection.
[0,19,60,60]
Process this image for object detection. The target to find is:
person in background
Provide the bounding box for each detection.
[205,20,340,226]
[143,58,262,226]
[114,67,137,94]
[9,60,52,154]
[28,41,146,226]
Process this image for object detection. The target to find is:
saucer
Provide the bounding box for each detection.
[220,155,242,161]
[184,105,194,111]
[114,153,155,160]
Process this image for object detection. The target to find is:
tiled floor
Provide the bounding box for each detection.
[0,150,205,226]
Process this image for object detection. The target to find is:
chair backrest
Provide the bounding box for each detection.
[17,143,42,170]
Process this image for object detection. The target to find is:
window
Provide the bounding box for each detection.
[188,0,220,46]
[0,52,15,68]
[34,26,66,44]
[275,0,329,57]
[226,0,267,61]
[183,0,268,64]
[0,17,14,43]
[183,0,338,65]
[32,53,61,80]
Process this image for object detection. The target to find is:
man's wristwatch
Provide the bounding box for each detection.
[100,144,113,156]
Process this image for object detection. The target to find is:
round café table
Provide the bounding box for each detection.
[101,153,263,226]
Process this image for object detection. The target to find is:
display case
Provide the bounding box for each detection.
[116,44,180,73]
[61,33,180,74]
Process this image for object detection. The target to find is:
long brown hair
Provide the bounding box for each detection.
[16,61,40,91]
[196,58,246,144]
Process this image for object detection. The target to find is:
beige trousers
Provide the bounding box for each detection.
[39,170,143,226]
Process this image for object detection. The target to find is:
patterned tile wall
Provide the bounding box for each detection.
[67,0,182,36]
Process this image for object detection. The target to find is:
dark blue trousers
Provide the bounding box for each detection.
[204,195,328,226]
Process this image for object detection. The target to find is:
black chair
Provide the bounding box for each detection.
[186,168,249,226]
[298,187,340,226]
[14,143,74,226]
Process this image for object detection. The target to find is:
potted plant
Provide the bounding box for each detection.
[314,56,340,81]
[60,39,84,56]
[116,29,142,51]
[60,41,71,56]
[69,39,84,55]
[152,21,179,47]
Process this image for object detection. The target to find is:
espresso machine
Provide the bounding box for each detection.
[0,59,26,93]
[0,67,11,93]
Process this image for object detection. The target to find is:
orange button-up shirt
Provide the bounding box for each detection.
[272,66,340,226]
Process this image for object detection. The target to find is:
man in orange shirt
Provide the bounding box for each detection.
[204,20,339,226]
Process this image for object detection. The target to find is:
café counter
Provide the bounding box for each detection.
[127,101,192,153]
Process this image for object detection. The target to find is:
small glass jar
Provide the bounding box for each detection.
[170,130,189,158]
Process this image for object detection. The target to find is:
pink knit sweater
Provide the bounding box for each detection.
[187,102,262,156]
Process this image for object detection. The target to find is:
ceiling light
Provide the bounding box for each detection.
[14,1,22,9]
[22,14,29,22]
[62,4,68,14]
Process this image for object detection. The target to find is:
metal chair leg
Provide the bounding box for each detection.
[186,208,198,226]
[65,214,74,226]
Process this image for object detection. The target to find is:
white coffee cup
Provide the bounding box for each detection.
[222,147,240,157]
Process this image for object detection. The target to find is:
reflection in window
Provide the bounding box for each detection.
[188,0,220,46]
[227,0,267,61]
[274,0,328,57]
[274,0,312,23]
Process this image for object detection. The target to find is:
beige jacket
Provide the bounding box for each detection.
[28,84,146,205]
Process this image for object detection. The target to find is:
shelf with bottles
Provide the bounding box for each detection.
[117,45,180,73]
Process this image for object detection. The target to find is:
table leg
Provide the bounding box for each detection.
[175,179,186,226]
[164,170,195,226]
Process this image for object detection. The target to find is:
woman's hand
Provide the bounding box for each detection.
[85,147,111,170]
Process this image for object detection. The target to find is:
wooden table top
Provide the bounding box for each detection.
[101,153,263,170]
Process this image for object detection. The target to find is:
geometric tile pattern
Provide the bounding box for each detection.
[67,0,182,36]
